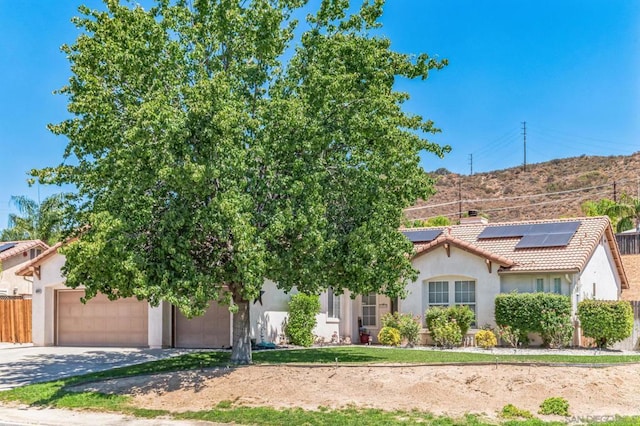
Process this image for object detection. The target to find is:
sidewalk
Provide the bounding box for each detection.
[0,405,216,425]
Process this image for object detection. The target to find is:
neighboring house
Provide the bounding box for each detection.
[18,215,627,348]
[0,240,48,296]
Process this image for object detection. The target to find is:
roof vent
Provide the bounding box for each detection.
[460,210,488,225]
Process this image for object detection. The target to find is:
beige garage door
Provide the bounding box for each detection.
[174,303,230,348]
[57,291,148,347]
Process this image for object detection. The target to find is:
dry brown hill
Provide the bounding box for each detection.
[406,152,640,223]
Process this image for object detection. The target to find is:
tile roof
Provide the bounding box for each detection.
[404,216,628,288]
[413,234,515,267]
[15,241,64,277]
[0,240,49,262]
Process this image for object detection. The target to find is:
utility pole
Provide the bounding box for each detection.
[613,180,617,203]
[458,180,462,219]
[522,121,527,172]
[468,154,473,175]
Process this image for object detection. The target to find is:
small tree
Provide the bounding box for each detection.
[578,299,634,348]
[285,294,320,347]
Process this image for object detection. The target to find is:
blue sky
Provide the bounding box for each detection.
[0,1,638,229]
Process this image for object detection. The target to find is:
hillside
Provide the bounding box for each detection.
[406,152,640,223]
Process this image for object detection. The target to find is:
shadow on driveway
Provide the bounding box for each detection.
[0,347,193,390]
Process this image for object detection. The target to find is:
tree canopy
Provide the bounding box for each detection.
[581,196,640,232]
[35,0,449,363]
[1,194,67,245]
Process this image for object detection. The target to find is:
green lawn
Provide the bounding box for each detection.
[1,346,639,425]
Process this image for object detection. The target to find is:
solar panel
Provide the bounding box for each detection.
[479,221,580,239]
[0,243,17,253]
[516,232,576,249]
[477,224,531,239]
[528,221,580,235]
[401,229,442,243]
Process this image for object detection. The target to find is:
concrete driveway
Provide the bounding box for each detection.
[0,344,195,391]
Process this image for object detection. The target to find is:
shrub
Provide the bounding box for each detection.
[578,299,634,348]
[381,312,401,330]
[425,305,475,340]
[398,314,421,347]
[285,293,320,347]
[540,309,573,348]
[475,329,497,349]
[500,404,533,419]
[431,316,462,348]
[381,312,421,347]
[448,305,475,336]
[497,325,521,348]
[539,397,570,416]
[425,307,447,333]
[495,292,571,342]
[377,326,401,346]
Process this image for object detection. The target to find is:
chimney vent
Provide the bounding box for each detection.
[460,210,488,225]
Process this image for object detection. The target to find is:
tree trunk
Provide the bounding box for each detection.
[230,298,252,364]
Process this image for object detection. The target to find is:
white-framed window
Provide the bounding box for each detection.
[553,277,562,294]
[328,288,340,319]
[535,278,544,292]
[30,248,42,259]
[428,281,449,306]
[361,293,376,327]
[425,279,477,326]
[455,280,476,325]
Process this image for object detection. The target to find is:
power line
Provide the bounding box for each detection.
[404,180,627,212]
[409,189,612,221]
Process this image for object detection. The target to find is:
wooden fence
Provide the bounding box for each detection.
[0,296,32,343]
[615,232,640,255]
[612,300,640,351]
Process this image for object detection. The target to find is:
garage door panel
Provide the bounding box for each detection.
[175,302,230,349]
[57,291,148,347]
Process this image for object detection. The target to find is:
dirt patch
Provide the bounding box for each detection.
[72,362,640,418]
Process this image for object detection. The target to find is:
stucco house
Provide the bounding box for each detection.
[17,243,341,347]
[0,240,48,296]
[18,215,626,348]
[393,215,628,345]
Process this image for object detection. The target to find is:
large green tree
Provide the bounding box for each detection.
[35,0,448,363]
[1,194,67,245]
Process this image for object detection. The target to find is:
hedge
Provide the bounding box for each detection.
[577,299,634,348]
[285,293,320,347]
[494,292,572,346]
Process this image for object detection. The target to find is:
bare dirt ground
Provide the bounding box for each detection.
[74,360,640,420]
